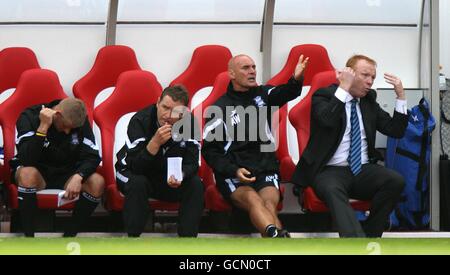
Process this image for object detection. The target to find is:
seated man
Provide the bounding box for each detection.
[292,54,408,238]
[11,98,105,237]
[115,85,204,237]
[202,54,308,237]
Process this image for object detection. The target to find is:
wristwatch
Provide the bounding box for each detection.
[77,172,85,181]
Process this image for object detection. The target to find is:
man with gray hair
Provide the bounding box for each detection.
[11,98,104,237]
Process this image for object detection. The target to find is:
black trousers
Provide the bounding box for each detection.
[313,164,405,238]
[118,171,204,237]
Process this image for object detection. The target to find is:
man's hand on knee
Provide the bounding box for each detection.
[236,168,256,184]
[65,174,83,200]
[167,175,182,189]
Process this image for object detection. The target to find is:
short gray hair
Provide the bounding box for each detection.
[58,98,87,128]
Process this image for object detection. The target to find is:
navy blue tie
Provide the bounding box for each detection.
[348,99,362,175]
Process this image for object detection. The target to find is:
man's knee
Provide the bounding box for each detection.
[233,190,264,209]
[84,173,105,197]
[184,176,204,194]
[263,199,279,212]
[385,170,405,193]
[314,181,347,200]
[313,180,348,204]
[16,167,43,188]
[260,188,280,210]
[123,175,149,196]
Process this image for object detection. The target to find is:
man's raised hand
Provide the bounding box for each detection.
[384,73,405,100]
[294,54,309,81]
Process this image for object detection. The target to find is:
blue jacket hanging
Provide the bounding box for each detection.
[385,98,435,229]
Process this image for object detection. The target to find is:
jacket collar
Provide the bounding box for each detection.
[226,82,257,101]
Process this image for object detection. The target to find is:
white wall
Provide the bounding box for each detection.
[115,24,421,90]
[0,24,423,96]
[0,0,434,96]
[275,0,421,24]
[0,0,108,22]
[116,24,264,88]
[440,0,450,77]
[118,0,264,21]
[272,26,420,89]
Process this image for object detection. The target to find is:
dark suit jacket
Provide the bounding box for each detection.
[291,84,409,187]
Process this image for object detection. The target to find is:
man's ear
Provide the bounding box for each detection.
[54,111,63,122]
[52,109,60,118]
[228,69,235,80]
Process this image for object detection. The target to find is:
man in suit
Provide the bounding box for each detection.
[291,55,408,237]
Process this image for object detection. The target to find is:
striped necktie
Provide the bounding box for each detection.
[348,99,362,175]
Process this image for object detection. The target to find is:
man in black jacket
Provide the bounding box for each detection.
[202,54,308,237]
[115,85,203,237]
[292,55,409,237]
[11,98,104,237]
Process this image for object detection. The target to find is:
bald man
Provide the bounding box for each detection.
[202,54,308,237]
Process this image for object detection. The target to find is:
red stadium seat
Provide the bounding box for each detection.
[35,189,77,209]
[268,44,334,87]
[0,47,41,184]
[282,71,339,181]
[191,71,230,137]
[170,45,232,108]
[0,47,40,94]
[268,44,335,184]
[0,69,68,209]
[93,70,180,211]
[73,45,142,124]
[288,70,370,212]
[192,72,231,211]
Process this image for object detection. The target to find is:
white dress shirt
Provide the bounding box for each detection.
[327,87,407,167]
